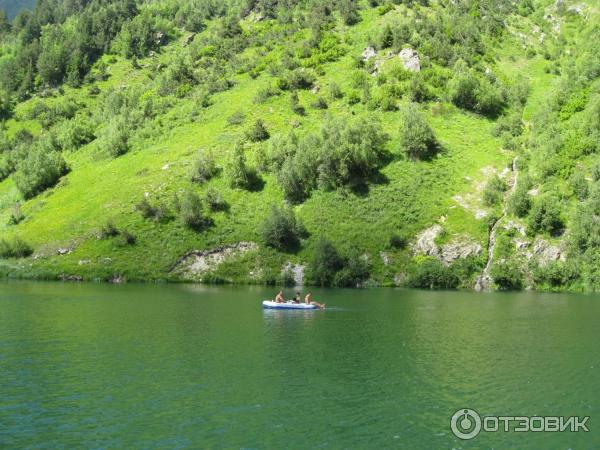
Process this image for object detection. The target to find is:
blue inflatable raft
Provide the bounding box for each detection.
[262,300,318,310]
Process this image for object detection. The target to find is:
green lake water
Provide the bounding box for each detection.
[0,280,598,449]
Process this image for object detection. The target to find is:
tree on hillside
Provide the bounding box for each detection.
[399,103,438,160]
[226,143,250,189]
[261,204,305,251]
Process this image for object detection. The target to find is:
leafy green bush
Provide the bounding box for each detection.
[119,230,136,246]
[135,197,169,222]
[100,221,120,239]
[339,0,360,25]
[191,149,219,184]
[227,111,245,126]
[400,104,439,160]
[278,69,316,91]
[254,85,279,103]
[8,203,24,225]
[114,11,170,58]
[408,258,460,289]
[180,190,209,231]
[408,75,433,103]
[269,116,388,201]
[509,184,531,217]
[328,82,343,100]
[318,116,389,189]
[0,236,33,258]
[528,196,564,236]
[570,171,589,201]
[448,64,505,117]
[205,188,228,212]
[389,233,408,249]
[98,117,130,157]
[226,144,250,189]
[483,175,508,206]
[491,261,523,290]
[533,261,579,288]
[333,250,371,287]
[0,89,13,120]
[56,116,96,152]
[245,119,270,142]
[306,237,345,287]
[570,186,600,253]
[260,204,305,251]
[12,148,69,199]
[493,112,524,137]
[312,97,328,110]
[290,92,306,115]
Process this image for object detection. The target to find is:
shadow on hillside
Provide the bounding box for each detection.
[246,171,265,192]
[350,171,390,197]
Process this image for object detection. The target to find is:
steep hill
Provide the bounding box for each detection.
[0,0,599,290]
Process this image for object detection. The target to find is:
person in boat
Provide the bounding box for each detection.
[292,291,301,304]
[305,292,325,309]
[275,290,285,303]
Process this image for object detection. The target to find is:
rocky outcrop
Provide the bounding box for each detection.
[440,240,482,265]
[398,48,420,72]
[362,47,420,74]
[413,224,443,257]
[527,239,564,266]
[283,262,305,286]
[476,157,519,291]
[171,242,258,279]
[413,225,482,265]
[362,46,377,61]
[380,251,391,266]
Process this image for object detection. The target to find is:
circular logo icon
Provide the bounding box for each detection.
[450,408,482,440]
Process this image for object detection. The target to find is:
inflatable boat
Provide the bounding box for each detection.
[262,300,318,310]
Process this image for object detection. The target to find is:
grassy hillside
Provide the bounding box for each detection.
[0,0,598,290]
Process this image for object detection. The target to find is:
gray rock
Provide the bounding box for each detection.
[515,239,529,251]
[530,239,562,266]
[362,46,377,61]
[380,251,391,266]
[441,240,482,265]
[412,224,443,257]
[283,262,305,286]
[171,242,259,279]
[398,48,421,72]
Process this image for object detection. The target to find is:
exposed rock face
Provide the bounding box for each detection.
[440,240,482,265]
[413,224,443,257]
[171,242,258,279]
[380,251,391,266]
[362,46,377,61]
[398,48,421,72]
[283,262,305,286]
[504,220,526,236]
[529,239,563,266]
[413,225,481,265]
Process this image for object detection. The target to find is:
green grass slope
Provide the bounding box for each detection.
[1,0,597,290]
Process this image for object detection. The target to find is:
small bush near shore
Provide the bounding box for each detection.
[0,237,33,258]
